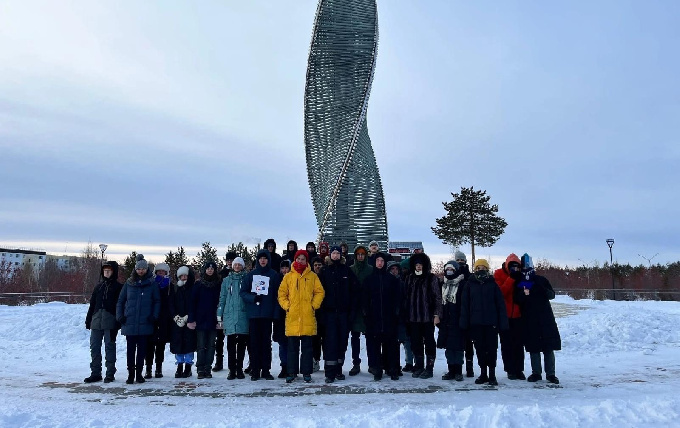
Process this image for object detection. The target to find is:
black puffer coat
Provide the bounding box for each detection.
[363,261,401,336]
[317,257,358,320]
[116,269,161,336]
[189,266,222,331]
[240,249,282,320]
[459,272,509,331]
[514,273,561,352]
[86,262,123,331]
[151,278,173,344]
[404,253,442,323]
[169,268,197,354]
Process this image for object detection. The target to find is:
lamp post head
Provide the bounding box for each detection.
[99,244,108,253]
[606,239,614,249]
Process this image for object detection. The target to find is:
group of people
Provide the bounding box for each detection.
[84,238,562,387]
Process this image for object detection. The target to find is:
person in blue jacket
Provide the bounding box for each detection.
[217,257,250,380]
[116,256,160,384]
[240,249,282,381]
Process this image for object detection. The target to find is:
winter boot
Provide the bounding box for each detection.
[442,364,456,380]
[126,369,135,385]
[227,369,236,380]
[182,363,193,378]
[144,365,152,379]
[527,373,542,382]
[412,357,425,378]
[453,364,464,381]
[84,374,103,383]
[419,358,434,379]
[154,363,163,378]
[349,364,361,376]
[390,369,400,381]
[488,367,498,386]
[236,367,245,379]
[212,356,224,372]
[373,370,383,381]
[136,368,146,383]
[244,365,251,374]
[303,374,312,383]
[286,374,296,383]
[402,363,414,373]
[278,364,287,379]
[516,371,526,380]
[261,370,274,380]
[175,364,184,378]
[466,360,474,378]
[547,375,560,384]
[475,366,488,385]
[104,375,115,383]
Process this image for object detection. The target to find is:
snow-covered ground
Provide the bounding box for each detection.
[1,296,679,427]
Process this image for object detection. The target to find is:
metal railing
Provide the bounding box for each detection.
[555,288,680,302]
[0,292,89,306]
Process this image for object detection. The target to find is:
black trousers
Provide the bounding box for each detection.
[248,318,273,375]
[144,336,165,367]
[196,329,217,374]
[287,336,313,376]
[500,318,524,374]
[313,327,324,362]
[351,331,362,365]
[322,312,349,367]
[227,334,249,370]
[369,333,399,375]
[409,322,436,360]
[215,328,225,360]
[470,325,500,368]
[126,335,148,371]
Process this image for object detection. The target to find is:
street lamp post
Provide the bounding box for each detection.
[99,244,108,264]
[606,239,615,300]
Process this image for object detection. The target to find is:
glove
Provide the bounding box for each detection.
[119,316,127,325]
[254,295,263,304]
[85,322,91,330]
[182,315,188,323]
[174,315,183,327]
[187,321,196,330]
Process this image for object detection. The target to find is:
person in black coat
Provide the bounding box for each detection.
[264,239,283,278]
[437,261,467,381]
[282,240,298,264]
[514,253,561,384]
[317,246,358,383]
[143,262,173,379]
[116,256,161,384]
[187,261,221,379]
[460,259,509,386]
[387,260,413,375]
[454,250,475,377]
[363,253,401,381]
[240,249,282,380]
[169,265,197,378]
[84,261,123,383]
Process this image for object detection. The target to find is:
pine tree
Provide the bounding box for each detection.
[164,246,189,276]
[191,242,224,273]
[431,186,508,264]
[122,251,138,279]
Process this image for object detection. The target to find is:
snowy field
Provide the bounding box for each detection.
[0,296,679,428]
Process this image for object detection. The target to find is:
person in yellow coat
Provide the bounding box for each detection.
[278,249,325,383]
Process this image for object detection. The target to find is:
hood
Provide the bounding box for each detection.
[386,260,401,273]
[254,248,272,272]
[101,261,119,282]
[505,253,521,272]
[409,253,432,274]
[264,238,277,252]
[286,240,298,255]
[373,252,389,273]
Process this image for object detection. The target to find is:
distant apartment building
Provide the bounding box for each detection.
[0,248,47,277]
[387,241,425,261]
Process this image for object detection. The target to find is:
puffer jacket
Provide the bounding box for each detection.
[189,269,221,331]
[460,272,509,331]
[363,262,401,336]
[494,253,522,319]
[218,269,249,335]
[86,261,123,331]
[514,272,561,352]
[116,269,161,336]
[349,245,373,332]
[278,264,325,336]
[240,249,282,319]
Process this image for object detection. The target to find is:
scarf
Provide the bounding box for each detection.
[442,275,464,304]
[293,261,306,274]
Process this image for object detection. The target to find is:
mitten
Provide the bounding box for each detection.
[254,295,263,304]
[182,315,188,323]
[187,321,197,330]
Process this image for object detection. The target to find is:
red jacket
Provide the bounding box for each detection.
[494,254,522,319]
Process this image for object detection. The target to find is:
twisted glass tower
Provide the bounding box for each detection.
[304,0,388,249]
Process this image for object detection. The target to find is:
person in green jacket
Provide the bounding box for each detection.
[217,257,249,380]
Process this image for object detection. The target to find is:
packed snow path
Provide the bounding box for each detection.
[1,296,679,427]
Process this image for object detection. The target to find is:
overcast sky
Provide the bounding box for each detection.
[1,0,678,269]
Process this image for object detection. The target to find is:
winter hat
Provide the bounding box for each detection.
[294,249,309,262]
[386,260,400,270]
[264,239,277,250]
[225,251,238,261]
[473,259,490,270]
[177,266,190,278]
[135,259,148,270]
[354,245,367,255]
[154,262,170,274]
[330,245,342,255]
[454,251,467,263]
[368,240,379,248]
[280,259,291,269]
[136,253,145,262]
[400,258,410,271]
[444,260,460,272]
[203,260,218,271]
[521,253,534,271]
[232,257,245,268]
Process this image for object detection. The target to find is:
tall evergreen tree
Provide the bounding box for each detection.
[191,242,224,273]
[431,186,508,264]
[122,251,138,279]
[164,246,189,276]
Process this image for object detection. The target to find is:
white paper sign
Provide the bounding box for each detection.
[251,275,270,295]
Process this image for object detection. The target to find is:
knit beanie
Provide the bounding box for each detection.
[368,240,379,248]
[330,245,342,255]
[232,257,245,268]
[454,251,467,263]
[473,259,490,270]
[177,266,190,278]
[135,259,148,270]
[521,253,534,271]
[294,249,309,263]
[154,262,170,274]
